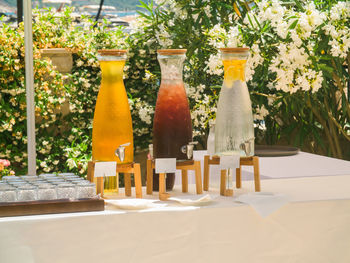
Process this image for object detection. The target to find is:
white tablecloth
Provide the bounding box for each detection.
[175,151,350,187]
[1,174,350,263]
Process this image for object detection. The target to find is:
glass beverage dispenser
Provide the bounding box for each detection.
[92,49,133,195]
[215,48,254,157]
[152,49,193,190]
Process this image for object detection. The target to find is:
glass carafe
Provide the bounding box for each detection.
[215,48,254,156]
[92,49,134,195]
[153,49,192,190]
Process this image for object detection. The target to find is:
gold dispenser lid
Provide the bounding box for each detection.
[157,49,187,55]
[97,49,127,56]
[219,47,250,53]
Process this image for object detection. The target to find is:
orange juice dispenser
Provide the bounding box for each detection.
[92,49,133,195]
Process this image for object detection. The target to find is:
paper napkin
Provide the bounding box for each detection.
[105,199,164,210]
[235,192,289,217]
[168,194,218,206]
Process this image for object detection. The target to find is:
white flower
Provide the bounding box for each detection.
[256,0,286,28]
[268,41,323,94]
[254,105,269,120]
[13,156,22,162]
[76,60,84,67]
[206,54,223,76]
[208,25,226,48]
[330,2,350,22]
[67,159,76,169]
[168,19,175,27]
[137,101,154,125]
[203,5,211,18]
[227,26,242,47]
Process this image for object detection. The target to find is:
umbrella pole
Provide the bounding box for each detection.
[24,0,36,175]
[17,0,23,25]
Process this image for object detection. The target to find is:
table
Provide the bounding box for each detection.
[1,174,350,263]
[1,153,350,263]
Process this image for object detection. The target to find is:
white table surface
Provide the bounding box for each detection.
[1,152,350,263]
[1,173,350,263]
[175,151,350,187]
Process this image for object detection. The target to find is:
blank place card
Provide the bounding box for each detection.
[94,162,117,177]
[155,158,177,174]
[219,155,240,170]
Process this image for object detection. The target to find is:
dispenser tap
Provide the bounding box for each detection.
[239,139,253,156]
[115,142,131,162]
[181,141,198,160]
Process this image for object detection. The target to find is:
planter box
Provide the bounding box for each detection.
[40,48,73,74]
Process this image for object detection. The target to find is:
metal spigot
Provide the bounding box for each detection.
[115,142,131,162]
[240,139,253,156]
[181,141,198,160]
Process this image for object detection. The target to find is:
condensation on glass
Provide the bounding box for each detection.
[215,48,254,157]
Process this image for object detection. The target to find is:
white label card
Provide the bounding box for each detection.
[193,150,207,161]
[219,155,240,170]
[94,162,117,177]
[155,158,177,174]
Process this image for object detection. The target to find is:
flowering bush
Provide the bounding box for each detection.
[210,0,350,159]
[0,159,15,178]
[0,9,126,175]
[130,0,350,159]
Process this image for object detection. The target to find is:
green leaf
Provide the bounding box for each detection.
[342,92,348,115]
[137,11,151,20]
[288,19,298,30]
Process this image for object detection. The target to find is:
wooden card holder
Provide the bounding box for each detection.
[204,155,260,196]
[87,161,142,198]
[146,159,203,201]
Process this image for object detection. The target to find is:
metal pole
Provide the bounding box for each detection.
[17,0,23,26]
[95,0,104,24]
[24,0,36,175]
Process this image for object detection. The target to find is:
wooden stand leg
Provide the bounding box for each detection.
[194,161,203,194]
[96,178,104,197]
[220,169,233,196]
[159,173,170,201]
[146,159,153,195]
[220,170,226,196]
[224,189,233,196]
[236,166,241,189]
[87,161,103,196]
[124,173,132,197]
[87,161,94,183]
[133,163,142,198]
[203,155,210,191]
[181,170,188,193]
[253,156,261,192]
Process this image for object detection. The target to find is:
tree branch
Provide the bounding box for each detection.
[324,97,342,159]
[305,94,337,157]
[328,113,350,142]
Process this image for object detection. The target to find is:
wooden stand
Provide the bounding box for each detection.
[87,161,142,198]
[146,159,203,201]
[204,156,260,196]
